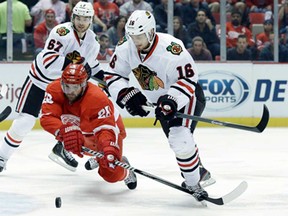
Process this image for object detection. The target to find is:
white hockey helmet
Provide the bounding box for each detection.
[125,10,156,42]
[72,1,94,18]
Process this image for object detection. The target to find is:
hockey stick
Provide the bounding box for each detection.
[0,106,12,122]
[176,104,269,133]
[143,104,269,133]
[82,146,248,205]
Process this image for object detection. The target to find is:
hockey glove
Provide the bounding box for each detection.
[99,142,120,171]
[116,87,149,117]
[155,95,178,121]
[57,123,84,158]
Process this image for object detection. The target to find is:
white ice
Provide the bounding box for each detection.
[0,128,287,216]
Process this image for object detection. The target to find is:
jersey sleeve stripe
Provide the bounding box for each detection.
[170,86,192,99]
[45,55,59,69]
[43,54,59,66]
[176,80,195,94]
[34,61,55,82]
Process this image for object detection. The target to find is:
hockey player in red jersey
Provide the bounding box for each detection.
[105,10,213,202]
[0,1,104,172]
[40,63,137,189]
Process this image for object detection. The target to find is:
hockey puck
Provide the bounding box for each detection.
[55,197,62,208]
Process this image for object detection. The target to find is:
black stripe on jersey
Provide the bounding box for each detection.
[181,77,197,88]
[43,51,57,57]
[29,70,49,84]
[45,55,59,69]
[171,86,191,99]
[180,161,200,173]
[177,150,198,163]
[91,63,99,69]
[34,60,55,82]
[4,136,20,148]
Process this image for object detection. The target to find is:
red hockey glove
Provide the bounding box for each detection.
[155,95,178,121]
[57,123,84,158]
[99,142,120,171]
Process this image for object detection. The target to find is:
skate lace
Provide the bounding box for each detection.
[87,158,99,169]
[0,156,7,170]
[63,149,75,161]
[124,170,137,185]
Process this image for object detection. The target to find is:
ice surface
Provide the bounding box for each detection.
[0,128,287,216]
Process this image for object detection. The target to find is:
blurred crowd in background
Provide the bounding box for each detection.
[1,0,288,62]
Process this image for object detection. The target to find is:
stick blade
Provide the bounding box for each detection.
[255,104,269,133]
[0,106,12,122]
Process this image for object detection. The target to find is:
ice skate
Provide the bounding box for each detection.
[182,181,208,202]
[85,157,99,170]
[0,156,7,172]
[48,141,78,172]
[122,156,137,190]
[199,165,216,188]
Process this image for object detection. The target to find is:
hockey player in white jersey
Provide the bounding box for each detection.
[105,10,212,202]
[0,1,103,172]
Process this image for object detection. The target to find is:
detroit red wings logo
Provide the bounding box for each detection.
[166,42,183,55]
[132,65,164,91]
[56,27,70,36]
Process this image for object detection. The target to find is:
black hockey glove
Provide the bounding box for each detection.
[155,95,178,121]
[116,87,149,117]
[84,63,92,79]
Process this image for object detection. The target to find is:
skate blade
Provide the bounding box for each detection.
[200,177,216,188]
[48,152,76,172]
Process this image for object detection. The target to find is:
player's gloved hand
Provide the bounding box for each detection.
[57,123,84,158]
[155,95,178,121]
[84,63,92,79]
[116,87,149,117]
[99,143,120,171]
[66,50,85,64]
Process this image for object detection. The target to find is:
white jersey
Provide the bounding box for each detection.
[29,22,102,90]
[106,33,199,109]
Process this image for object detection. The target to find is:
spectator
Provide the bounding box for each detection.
[33,9,58,56]
[97,33,114,61]
[180,0,216,28]
[187,36,213,61]
[256,19,273,51]
[93,0,119,33]
[206,0,220,13]
[187,9,220,59]
[0,0,32,60]
[30,0,66,27]
[65,0,81,22]
[153,0,182,33]
[106,15,127,48]
[173,16,189,48]
[226,0,249,27]
[227,34,252,61]
[278,0,288,37]
[226,9,255,49]
[258,33,288,62]
[246,0,273,13]
[119,0,153,18]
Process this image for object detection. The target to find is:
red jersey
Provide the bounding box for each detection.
[40,80,118,149]
[226,22,255,48]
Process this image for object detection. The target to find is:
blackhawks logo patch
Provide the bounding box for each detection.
[166,42,183,55]
[117,36,127,46]
[132,65,164,91]
[56,27,70,36]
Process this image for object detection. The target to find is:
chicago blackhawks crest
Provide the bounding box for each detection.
[56,27,70,36]
[132,65,164,91]
[166,42,183,55]
[117,36,128,46]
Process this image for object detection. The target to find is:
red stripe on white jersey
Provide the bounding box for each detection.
[16,79,33,113]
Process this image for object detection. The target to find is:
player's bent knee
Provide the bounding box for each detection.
[168,126,196,155]
[9,113,36,139]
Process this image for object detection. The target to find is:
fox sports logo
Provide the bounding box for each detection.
[199,71,250,111]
